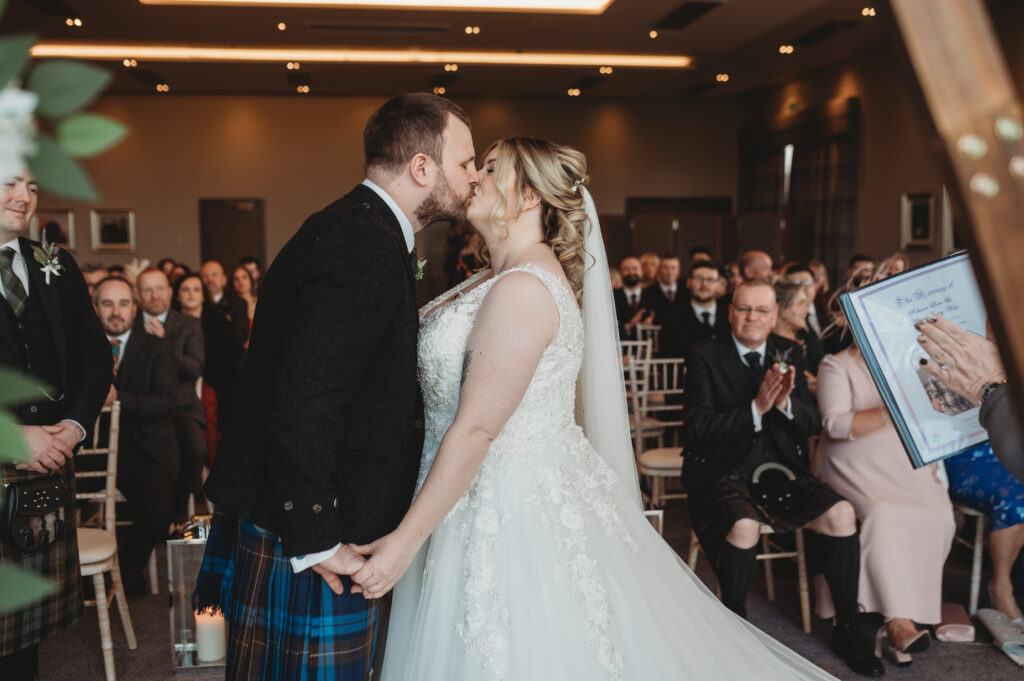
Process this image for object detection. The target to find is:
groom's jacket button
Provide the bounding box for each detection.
[414,419,424,429]
[283,501,294,511]
[312,504,323,514]
[332,498,339,508]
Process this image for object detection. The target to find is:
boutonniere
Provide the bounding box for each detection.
[31,233,65,285]
[768,346,794,373]
[415,258,427,281]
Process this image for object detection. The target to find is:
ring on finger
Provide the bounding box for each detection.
[940,364,950,370]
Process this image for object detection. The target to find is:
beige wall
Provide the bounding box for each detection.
[52,95,743,269]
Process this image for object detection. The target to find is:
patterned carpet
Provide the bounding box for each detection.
[35,499,1023,681]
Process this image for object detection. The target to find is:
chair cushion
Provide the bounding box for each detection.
[77,528,118,564]
[638,448,684,472]
[628,414,665,431]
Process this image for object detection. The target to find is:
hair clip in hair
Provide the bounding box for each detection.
[572,178,584,194]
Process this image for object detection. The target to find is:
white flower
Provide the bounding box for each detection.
[0,86,39,182]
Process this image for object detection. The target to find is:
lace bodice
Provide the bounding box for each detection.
[415,264,583,489]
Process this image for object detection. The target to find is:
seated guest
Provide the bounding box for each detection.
[135,268,206,525]
[238,255,262,292]
[107,264,125,278]
[814,344,955,663]
[93,277,178,595]
[200,259,249,347]
[847,254,874,280]
[613,256,652,341]
[641,254,685,357]
[174,273,244,448]
[639,251,660,288]
[808,259,832,332]
[609,266,623,289]
[881,252,909,276]
[157,257,176,280]
[689,245,713,266]
[785,264,825,336]
[231,265,257,343]
[739,250,773,281]
[682,279,882,676]
[80,263,108,296]
[170,263,188,285]
[680,259,729,350]
[772,279,824,382]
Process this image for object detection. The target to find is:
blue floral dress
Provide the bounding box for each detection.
[945,443,1024,531]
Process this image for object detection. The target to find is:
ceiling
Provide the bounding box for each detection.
[4,0,887,99]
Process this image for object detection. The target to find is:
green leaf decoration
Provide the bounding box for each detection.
[0,368,48,407]
[0,34,35,90]
[28,134,99,202]
[0,410,28,464]
[0,563,54,614]
[27,59,111,120]
[0,1,8,24]
[57,113,127,159]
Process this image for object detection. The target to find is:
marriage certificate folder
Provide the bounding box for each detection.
[839,252,989,468]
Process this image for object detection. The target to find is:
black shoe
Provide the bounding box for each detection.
[120,569,147,599]
[832,619,884,676]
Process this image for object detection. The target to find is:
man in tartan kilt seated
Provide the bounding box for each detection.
[198,93,479,681]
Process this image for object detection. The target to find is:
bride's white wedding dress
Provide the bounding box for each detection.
[380,263,837,681]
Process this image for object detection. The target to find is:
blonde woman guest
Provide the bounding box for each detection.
[773,279,824,383]
[813,345,955,664]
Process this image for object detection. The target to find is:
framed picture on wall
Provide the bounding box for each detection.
[90,209,136,252]
[900,192,933,249]
[30,209,76,249]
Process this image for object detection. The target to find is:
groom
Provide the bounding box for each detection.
[204,93,478,680]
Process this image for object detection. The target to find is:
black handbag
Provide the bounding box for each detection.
[2,475,67,553]
[750,462,800,523]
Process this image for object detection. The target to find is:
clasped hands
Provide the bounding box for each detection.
[15,422,82,473]
[311,530,416,601]
[754,363,796,416]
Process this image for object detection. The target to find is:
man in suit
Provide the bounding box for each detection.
[203,93,479,681]
[613,256,651,341]
[641,254,686,357]
[0,173,112,679]
[200,259,249,346]
[739,249,773,281]
[136,267,206,524]
[682,279,882,676]
[679,259,729,351]
[94,276,179,595]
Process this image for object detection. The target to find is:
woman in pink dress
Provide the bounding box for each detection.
[813,346,955,665]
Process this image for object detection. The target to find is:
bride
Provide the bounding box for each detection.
[349,137,837,680]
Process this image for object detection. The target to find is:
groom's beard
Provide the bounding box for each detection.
[416,170,471,226]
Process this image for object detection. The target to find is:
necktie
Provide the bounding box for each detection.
[629,291,639,312]
[0,247,27,319]
[666,288,676,304]
[701,311,712,329]
[110,339,122,377]
[745,351,763,385]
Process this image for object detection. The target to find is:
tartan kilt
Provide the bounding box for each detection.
[0,460,83,656]
[220,518,379,681]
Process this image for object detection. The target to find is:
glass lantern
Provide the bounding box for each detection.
[167,515,226,671]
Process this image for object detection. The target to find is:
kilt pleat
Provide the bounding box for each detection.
[0,462,83,656]
[221,518,378,681]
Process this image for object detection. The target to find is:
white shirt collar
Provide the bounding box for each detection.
[362,178,415,253]
[732,334,767,366]
[692,300,715,320]
[1,237,21,255]
[659,283,677,296]
[623,285,642,299]
[144,310,169,325]
[108,328,132,346]
[212,291,223,304]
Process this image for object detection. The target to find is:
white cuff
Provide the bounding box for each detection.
[290,543,341,573]
[61,419,87,443]
[775,398,794,420]
[750,401,762,432]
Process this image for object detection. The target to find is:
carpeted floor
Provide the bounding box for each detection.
[36,499,1023,681]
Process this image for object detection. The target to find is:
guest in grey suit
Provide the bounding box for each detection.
[136,267,207,522]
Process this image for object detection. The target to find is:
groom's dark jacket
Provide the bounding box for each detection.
[206,184,425,556]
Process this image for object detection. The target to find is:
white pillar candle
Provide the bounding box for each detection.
[195,611,226,662]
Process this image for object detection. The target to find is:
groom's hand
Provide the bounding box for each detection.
[311,545,367,596]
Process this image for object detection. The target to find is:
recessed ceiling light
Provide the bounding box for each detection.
[648,30,658,39]
[599,66,612,74]
[778,44,794,54]
[297,84,310,93]
[432,86,446,94]
[286,61,300,69]
[66,17,83,27]
[156,83,170,92]
[123,58,138,67]
[861,7,876,17]
[139,0,614,13]
[715,73,729,82]
[567,88,580,96]
[444,63,458,71]
[464,25,480,34]
[31,43,694,69]
[277,22,287,30]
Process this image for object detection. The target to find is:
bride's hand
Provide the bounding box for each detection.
[348,531,418,599]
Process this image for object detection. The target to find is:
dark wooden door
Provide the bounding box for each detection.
[199,198,265,270]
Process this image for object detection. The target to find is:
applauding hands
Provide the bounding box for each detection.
[754,364,796,416]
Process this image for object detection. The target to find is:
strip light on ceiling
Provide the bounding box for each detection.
[30,43,692,69]
[137,0,615,13]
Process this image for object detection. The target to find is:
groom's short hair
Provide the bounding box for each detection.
[363,92,471,178]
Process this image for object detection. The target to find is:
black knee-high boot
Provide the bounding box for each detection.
[717,541,758,618]
[820,532,884,676]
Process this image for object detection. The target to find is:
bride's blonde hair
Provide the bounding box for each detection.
[471,137,589,302]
